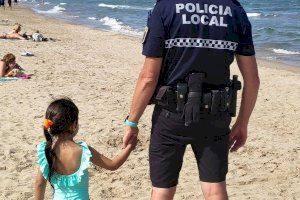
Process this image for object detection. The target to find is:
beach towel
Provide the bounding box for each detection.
[0,77,19,82]
[0,74,32,83]
[17,74,32,79]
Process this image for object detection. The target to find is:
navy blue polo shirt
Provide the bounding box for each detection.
[142,0,255,86]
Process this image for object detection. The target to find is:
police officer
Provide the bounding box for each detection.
[123,0,260,199]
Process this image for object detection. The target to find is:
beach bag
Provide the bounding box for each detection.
[32,33,45,42]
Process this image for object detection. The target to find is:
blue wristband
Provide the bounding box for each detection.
[125,119,138,128]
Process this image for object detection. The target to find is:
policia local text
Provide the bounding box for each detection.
[176,3,233,27]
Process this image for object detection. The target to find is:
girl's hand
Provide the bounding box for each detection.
[123,126,139,149]
[6,69,20,77]
[126,135,138,151]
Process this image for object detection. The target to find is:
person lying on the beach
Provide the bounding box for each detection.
[0,53,24,77]
[0,23,27,40]
[19,30,57,42]
[34,98,137,200]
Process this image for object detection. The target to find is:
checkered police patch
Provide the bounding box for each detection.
[165,38,238,51]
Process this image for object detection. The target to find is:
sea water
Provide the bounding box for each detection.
[19,0,300,67]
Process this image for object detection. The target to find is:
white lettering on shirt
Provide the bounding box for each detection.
[175,3,232,27]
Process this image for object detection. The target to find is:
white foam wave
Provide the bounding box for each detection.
[273,49,300,55]
[44,2,50,5]
[59,2,67,5]
[247,13,261,17]
[88,17,97,20]
[98,3,151,11]
[99,17,143,36]
[36,5,65,14]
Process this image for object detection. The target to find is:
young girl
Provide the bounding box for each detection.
[34,98,137,200]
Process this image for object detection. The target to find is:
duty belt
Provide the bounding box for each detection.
[153,75,241,118]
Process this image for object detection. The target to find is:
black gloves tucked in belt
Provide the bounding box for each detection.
[183,73,205,126]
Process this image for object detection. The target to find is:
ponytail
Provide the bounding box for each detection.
[43,128,55,189]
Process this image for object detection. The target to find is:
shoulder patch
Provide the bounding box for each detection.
[231,0,242,6]
[142,26,149,44]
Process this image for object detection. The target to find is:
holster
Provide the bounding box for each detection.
[228,75,241,117]
[153,86,176,109]
[176,83,188,113]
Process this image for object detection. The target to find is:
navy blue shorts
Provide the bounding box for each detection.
[149,106,231,188]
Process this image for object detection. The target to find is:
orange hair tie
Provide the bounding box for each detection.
[44,119,54,129]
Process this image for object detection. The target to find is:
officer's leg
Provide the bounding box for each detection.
[200,181,228,200]
[192,134,229,200]
[150,108,187,200]
[151,187,177,200]
[150,140,186,200]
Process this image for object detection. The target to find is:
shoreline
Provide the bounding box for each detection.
[0,4,299,200]
[18,4,300,71]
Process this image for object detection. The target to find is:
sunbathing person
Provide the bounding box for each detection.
[0,23,27,40]
[0,53,23,77]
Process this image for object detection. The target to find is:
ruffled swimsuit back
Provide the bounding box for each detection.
[37,141,92,200]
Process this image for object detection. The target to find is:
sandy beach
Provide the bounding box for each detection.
[0,6,299,200]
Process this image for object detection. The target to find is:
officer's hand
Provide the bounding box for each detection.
[123,126,139,149]
[229,122,248,152]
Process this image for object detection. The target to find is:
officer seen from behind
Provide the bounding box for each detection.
[123,0,260,199]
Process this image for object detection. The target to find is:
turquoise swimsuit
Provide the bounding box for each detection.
[37,141,92,200]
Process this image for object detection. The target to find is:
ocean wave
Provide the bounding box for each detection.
[99,17,143,36]
[98,3,151,11]
[257,27,275,33]
[88,17,97,20]
[265,13,277,17]
[60,3,67,5]
[247,13,261,17]
[35,5,65,14]
[273,49,300,55]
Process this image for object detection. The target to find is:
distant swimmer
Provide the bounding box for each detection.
[8,0,12,10]
[0,0,5,9]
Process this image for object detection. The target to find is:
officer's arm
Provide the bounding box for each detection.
[235,55,260,126]
[128,57,162,122]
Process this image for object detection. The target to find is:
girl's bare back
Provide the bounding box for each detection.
[53,141,82,175]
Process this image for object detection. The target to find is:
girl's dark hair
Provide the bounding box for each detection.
[43,98,79,186]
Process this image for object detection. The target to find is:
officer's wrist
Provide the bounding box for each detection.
[235,117,249,127]
[124,116,138,128]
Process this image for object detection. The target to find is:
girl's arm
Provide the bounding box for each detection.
[34,169,47,200]
[14,63,24,70]
[0,61,6,77]
[89,139,136,171]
